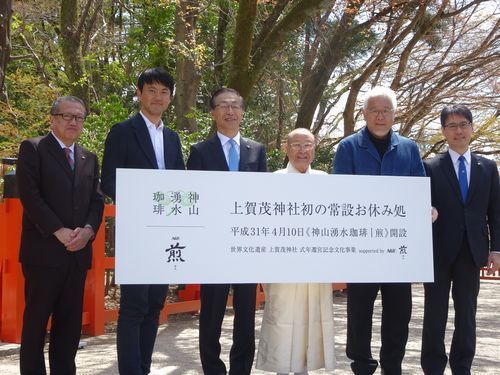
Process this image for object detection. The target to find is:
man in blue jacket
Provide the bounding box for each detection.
[333,86,425,375]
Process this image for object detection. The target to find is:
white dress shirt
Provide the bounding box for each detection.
[448,148,471,186]
[140,111,165,170]
[51,131,75,164]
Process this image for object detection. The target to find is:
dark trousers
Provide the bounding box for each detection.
[421,240,480,375]
[20,260,87,375]
[116,284,168,375]
[199,283,256,375]
[346,282,412,375]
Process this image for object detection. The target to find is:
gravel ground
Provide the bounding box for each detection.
[1,282,498,374]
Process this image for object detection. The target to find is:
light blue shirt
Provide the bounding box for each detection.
[217,131,241,167]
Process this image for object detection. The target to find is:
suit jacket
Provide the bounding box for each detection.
[16,133,104,269]
[333,126,425,177]
[101,113,185,201]
[186,134,267,172]
[424,152,499,268]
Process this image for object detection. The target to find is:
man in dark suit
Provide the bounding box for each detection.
[16,95,104,374]
[101,68,185,374]
[187,88,267,375]
[333,87,426,375]
[421,105,499,375]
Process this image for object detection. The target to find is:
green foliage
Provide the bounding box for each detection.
[2,0,498,165]
[0,70,59,157]
[415,11,447,50]
[313,143,334,174]
[80,94,131,161]
[123,1,177,70]
[266,148,286,172]
[171,107,212,162]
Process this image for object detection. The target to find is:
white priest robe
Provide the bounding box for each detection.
[256,163,336,373]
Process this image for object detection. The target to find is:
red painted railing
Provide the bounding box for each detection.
[0,200,266,343]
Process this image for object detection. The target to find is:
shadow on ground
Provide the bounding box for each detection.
[1,282,498,374]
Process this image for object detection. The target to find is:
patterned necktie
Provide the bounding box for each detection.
[228,139,239,172]
[458,155,468,202]
[64,147,74,170]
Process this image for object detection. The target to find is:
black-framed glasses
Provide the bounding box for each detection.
[443,121,471,130]
[52,113,86,123]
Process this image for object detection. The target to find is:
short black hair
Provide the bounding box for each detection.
[137,67,175,94]
[51,96,87,116]
[440,105,473,127]
[209,87,244,109]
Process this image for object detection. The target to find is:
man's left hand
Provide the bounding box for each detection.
[486,252,500,275]
[66,227,94,252]
[431,206,438,223]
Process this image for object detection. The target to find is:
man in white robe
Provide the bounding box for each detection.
[256,128,336,375]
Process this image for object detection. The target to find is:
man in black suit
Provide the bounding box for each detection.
[101,68,185,375]
[421,105,499,375]
[187,88,267,375]
[16,95,104,374]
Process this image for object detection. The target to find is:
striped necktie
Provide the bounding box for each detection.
[64,147,74,170]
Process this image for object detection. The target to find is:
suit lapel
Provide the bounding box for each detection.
[239,137,252,170]
[162,127,170,169]
[208,135,229,171]
[467,153,481,204]
[132,114,158,169]
[439,153,463,204]
[47,133,74,179]
[73,145,87,187]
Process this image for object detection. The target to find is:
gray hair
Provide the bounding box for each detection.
[51,96,87,115]
[363,86,397,111]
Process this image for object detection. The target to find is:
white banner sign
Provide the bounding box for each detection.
[115,169,433,284]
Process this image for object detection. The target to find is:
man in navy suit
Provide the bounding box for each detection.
[101,68,185,374]
[187,88,267,375]
[17,95,104,374]
[421,105,499,375]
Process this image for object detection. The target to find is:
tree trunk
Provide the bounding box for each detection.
[214,0,230,89]
[60,0,95,108]
[0,0,12,102]
[295,1,364,132]
[342,2,434,137]
[227,0,257,97]
[276,78,285,150]
[175,0,201,132]
[228,0,327,99]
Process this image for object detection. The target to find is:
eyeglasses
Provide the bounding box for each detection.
[289,142,314,151]
[443,121,471,130]
[367,109,394,117]
[52,113,86,123]
[214,104,242,111]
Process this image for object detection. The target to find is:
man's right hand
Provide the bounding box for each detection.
[53,227,73,246]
